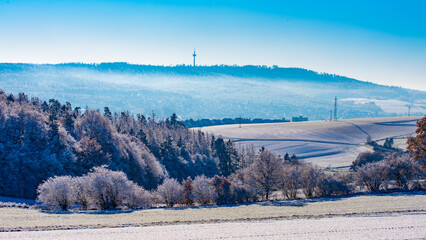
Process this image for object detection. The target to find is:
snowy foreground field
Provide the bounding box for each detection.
[1,212,425,240]
[0,192,425,233]
[200,116,421,167]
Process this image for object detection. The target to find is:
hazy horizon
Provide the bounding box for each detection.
[1,0,425,91]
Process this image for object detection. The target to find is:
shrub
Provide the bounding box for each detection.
[192,175,217,205]
[229,168,260,203]
[71,176,91,210]
[84,166,137,210]
[315,175,351,197]
[37,166,151,210]
[125,184,152,209]
[351,151,384,170]
[37,176,74,210]
[182,177,194,206]
[212,176,233,205]
[280,165,300,199]
[356,161,390,192]
[155,178,183,207]
[388,154,421,189]
[299,164,322,198]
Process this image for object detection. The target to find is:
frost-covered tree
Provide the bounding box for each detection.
[37,176,74,210]
[155,178,183,207]
[246,148,283,200]
[388,153,421,189]
[280,165,301,199]
[299,164,323,198]
[124,183,152,209]
[83,166,136,209]
[356,161,390,192]
[0,90,249,200]
[192,175,217,205]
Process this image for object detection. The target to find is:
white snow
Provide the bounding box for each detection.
[1,212,425,240]
[200,116,420,167]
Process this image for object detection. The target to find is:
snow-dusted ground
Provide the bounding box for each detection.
[200,116,420,167]
[2,212,425,240]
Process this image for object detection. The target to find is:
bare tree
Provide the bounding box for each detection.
[281,165,300,199]
[299,164,322,198]
[246,148,283,201]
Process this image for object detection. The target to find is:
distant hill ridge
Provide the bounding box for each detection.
[0,62,382,85]
[0,62,424,120]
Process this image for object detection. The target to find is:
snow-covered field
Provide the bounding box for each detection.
[1,212,425,240]
[200,116,420,167]
[1,192,425,232]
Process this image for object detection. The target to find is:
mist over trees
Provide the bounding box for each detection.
[1,63,424,120]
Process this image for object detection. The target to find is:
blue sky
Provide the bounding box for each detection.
[1,0,425,90]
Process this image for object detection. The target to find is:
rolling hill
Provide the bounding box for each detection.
[0,63,425,120]
[200,116,421,168]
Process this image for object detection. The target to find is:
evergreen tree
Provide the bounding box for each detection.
[104,107,112,122]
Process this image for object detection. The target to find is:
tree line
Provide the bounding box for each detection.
[38,145,424,210]
[0,90,424,210]
[183,117,289,128]
[0,90,253,199]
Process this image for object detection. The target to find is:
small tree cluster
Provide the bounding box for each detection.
[354,152,424,192]
[37,166,151,210]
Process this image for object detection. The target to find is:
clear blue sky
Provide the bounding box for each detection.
[1,0,425,90]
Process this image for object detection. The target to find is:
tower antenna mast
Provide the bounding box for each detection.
[193,49,196,67]
[334,96,338,120]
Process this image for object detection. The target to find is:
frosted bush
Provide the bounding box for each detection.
[71,176,91,209]
[84,166,136,210]
[37,176,75,210]
[155,178,183,207]
[125,184,152,209]
[37,166,151,210]
[356,161,390,192]
[192,175,217,205]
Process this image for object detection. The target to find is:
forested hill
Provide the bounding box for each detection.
[0,62,389,84]
[1,63,425,120]
[0,90,250,199]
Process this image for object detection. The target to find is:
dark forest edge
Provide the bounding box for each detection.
[0,63,376,84]
[183,117,290,128]
[0,90,424,211]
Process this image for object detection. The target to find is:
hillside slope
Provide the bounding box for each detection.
[200,116,421,167]
[1,63,425,120]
